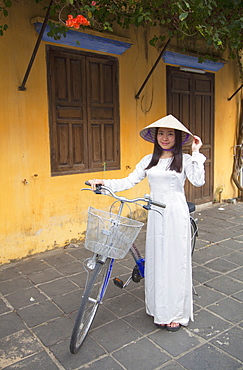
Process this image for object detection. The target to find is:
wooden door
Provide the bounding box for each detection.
[167,66,214,204]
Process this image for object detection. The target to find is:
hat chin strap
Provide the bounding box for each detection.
[163,147,174,152]
[181,133,190,145]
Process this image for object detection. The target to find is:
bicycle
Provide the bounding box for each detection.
[70,183,198,354]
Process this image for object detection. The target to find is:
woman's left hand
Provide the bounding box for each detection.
[192,135,203,152]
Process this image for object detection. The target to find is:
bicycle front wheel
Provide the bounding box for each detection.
[70,258,111,354]
[190,217,198,255]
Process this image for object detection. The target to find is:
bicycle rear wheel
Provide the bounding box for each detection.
[70,258,111,354]
[190,217,198,255]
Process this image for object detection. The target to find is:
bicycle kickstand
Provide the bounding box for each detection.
[192,284,198,295]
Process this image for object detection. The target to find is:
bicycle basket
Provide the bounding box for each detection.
[84,207,144,259]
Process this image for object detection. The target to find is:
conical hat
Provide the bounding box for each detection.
[140,114,194,146]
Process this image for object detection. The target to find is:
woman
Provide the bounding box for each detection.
[89,114,206,331]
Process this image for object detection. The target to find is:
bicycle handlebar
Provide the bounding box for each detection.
[82,181,166,209]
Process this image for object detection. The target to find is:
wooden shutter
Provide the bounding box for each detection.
[167,66,214,204]
[86,56,120,171]
[48,49,88,175]
[47,46,120,175]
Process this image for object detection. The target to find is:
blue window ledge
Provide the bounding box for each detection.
[34,21,132,55]
[162,51,224,72]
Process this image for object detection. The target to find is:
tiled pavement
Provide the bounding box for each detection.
[0,202,243,369]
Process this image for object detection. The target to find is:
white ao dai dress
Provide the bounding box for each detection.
[104,152,206,326]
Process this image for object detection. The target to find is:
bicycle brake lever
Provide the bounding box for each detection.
[143,205,151,211]
[94,185,102,194]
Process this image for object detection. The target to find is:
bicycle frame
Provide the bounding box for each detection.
[95,198,146,294]
[99,258,114,302]
[131,243,145,278]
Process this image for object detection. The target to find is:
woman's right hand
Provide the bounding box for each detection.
[88,179,104,191]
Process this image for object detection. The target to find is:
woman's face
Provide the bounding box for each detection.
[157,128,175,150]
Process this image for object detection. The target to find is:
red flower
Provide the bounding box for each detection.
[66,14,90,29]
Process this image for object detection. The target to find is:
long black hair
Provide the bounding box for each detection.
[145,128,183,172]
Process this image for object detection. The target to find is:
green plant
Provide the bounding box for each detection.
[0,0,11,36]
[1,0,243,75]
[57,0,242,65]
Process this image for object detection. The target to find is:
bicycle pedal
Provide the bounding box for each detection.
[113,277,124,289]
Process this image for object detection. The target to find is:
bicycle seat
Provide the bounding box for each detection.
[187,202,195,213]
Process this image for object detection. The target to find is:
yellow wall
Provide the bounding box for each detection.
[0,1,241,264]
[215,58,242,201]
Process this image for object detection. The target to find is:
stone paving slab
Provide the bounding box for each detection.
[210,326,243,362]
[177,343,242,370]
[0,311,26,339]
[112,337,172,370]
[0,202,243,369]
[4,351,60,370]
